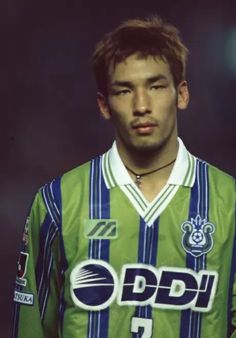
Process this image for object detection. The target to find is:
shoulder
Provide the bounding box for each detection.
[205,160,234,182]
[40,154,105,203]
[196,158,235,193]
[38,159,91,191]
[61,159,92,187]
[33,158,95,218]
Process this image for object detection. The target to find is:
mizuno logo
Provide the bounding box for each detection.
[84,219,118,239]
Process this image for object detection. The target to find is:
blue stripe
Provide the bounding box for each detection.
[39,178,67,328]
[88,156,110,338]
[192,161,208,338]
[133,218,147,327]
[41,185,58,225]
[45,183,60,224]
[50,177,68,334]
[137,218,146,264]
[180,167,199,337]
[133,218,159,337]
[35,213,58,320]
[180,160,209,338]
[35,213,52,285]
[146,219,159,328]
[150,219,159,267]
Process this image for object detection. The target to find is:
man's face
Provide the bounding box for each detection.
[98,54,189,155]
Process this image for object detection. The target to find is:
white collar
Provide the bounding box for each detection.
[102,137,196,189]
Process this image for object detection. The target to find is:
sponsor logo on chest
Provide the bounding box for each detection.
[70,260,218,312]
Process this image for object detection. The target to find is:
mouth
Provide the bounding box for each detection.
[132,121,157,135]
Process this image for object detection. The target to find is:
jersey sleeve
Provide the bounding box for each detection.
[12,189,62,338]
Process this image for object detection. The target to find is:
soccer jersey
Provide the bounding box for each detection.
[12,138,236,338]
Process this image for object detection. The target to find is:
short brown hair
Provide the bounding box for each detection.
[92,16,188,95]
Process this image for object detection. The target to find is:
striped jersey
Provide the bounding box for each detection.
[12,138,236,338]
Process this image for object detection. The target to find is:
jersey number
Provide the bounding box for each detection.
[131,317,153,337]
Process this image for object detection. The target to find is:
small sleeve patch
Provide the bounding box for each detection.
[14,290,34,306]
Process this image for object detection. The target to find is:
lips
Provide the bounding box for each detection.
[131,120,158,134]
[132,122,157,129]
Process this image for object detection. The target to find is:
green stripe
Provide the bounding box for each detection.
[187,154,195,186]
[145,185,176,223]
[182,152,195,187]
[125,185,147,211]
[103,152,113,188]
[129,185,148,208]
[182,151,191,186]
[188,153,195,186]
[107,151,117,186]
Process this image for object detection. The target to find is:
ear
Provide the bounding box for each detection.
[97,92,111,120]
[177,80,190,110]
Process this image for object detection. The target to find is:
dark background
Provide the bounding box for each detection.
[4,0,236,336]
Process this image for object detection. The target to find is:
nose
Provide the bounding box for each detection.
[133,88,151,116]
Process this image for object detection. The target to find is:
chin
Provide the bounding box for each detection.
[128,140,166,154]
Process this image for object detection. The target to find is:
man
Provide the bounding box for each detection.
[12,16,236,338]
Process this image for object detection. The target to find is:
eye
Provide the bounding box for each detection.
[113,89,131,96]
[150,84,166,90]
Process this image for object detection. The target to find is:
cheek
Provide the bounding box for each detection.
[153,92,177,114]
[108,97,131,113]
[111,114,128,130]
[108,100,131,122]
[109,108,127,128]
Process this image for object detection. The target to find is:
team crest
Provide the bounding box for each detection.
[181,215,215,257]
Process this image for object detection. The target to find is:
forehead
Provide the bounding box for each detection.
[108,54,173,84]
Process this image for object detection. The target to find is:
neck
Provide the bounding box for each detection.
[117,139,179,174]
[125,157,176,188]
[116,138,178,196]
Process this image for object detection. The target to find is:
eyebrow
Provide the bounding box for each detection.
[146,75,168,84]
[111,75,168,88]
